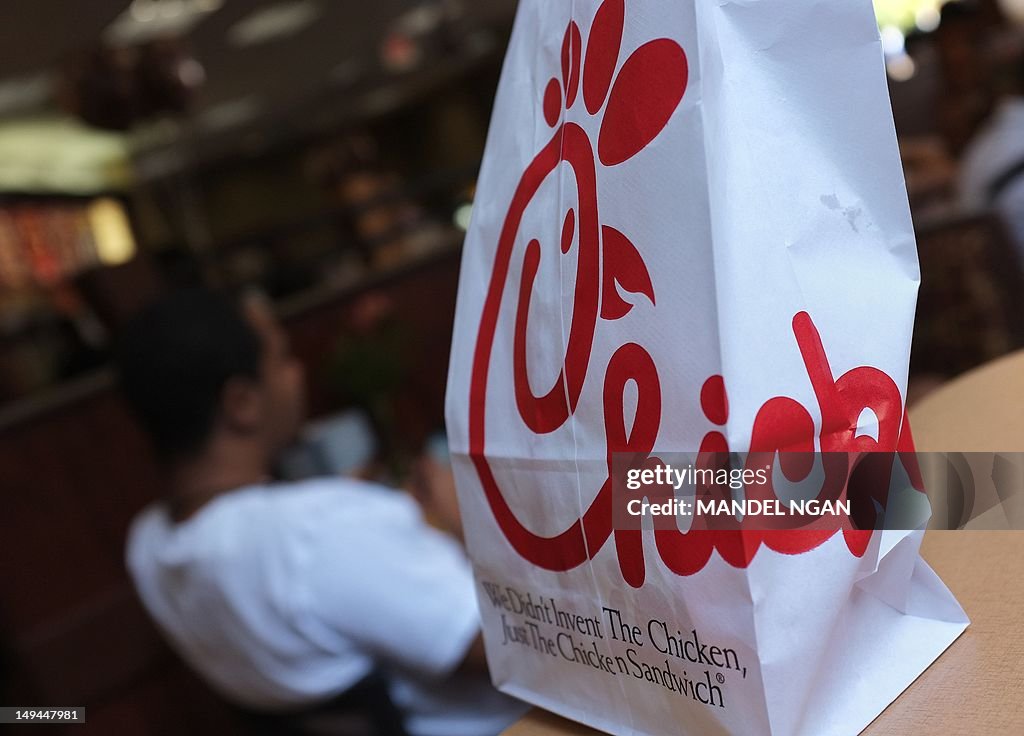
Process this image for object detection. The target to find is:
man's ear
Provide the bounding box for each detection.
[220,376,264,433]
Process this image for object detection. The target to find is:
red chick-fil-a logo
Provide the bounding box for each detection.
[467,0,920,588]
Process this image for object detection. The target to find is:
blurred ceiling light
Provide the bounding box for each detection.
[0,118,132,194]
[88,198,137,266]
[874,0,949,32]
[453,202,472,231]
[130,0,159,22]
[0,72,53,116]
[880,25,906,56]
[198,96,262,131]
[381,1,465,73]
[178,56,207,88]
[381,31,421,73]
[227,1,321,47]
[106,0,223,45]
[394,3,445,36]
[915,6,941,31]
[886,52,917,82]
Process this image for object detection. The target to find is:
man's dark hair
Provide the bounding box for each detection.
[116,289,262,460]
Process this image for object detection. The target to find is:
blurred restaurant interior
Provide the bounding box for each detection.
[0,0,1023,732]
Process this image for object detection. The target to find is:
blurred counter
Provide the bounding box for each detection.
[500,531,1024,736]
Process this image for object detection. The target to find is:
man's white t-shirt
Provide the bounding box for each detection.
[126,478,525,736]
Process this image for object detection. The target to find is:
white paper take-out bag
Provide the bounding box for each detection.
[445,1,969,734]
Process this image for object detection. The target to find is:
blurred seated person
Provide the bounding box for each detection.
[959,57,1024,262]
[116,289,525,736]
[899,136,957,214]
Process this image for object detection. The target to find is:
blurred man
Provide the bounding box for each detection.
[959,60,1024,263]
[117,289,524,736]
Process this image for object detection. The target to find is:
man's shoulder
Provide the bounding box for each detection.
[126,477,426,589]
[251,478,429,557]
[141,477,415,522]
[127,478,418,558]
[271,476,421,522]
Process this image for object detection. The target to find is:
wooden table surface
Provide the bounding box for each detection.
[503,351,1024,735]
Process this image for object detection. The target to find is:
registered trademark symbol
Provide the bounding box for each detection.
[716,673,726,684]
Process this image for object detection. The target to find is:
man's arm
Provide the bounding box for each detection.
[302,480,486,681]
[410,453,495,675]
